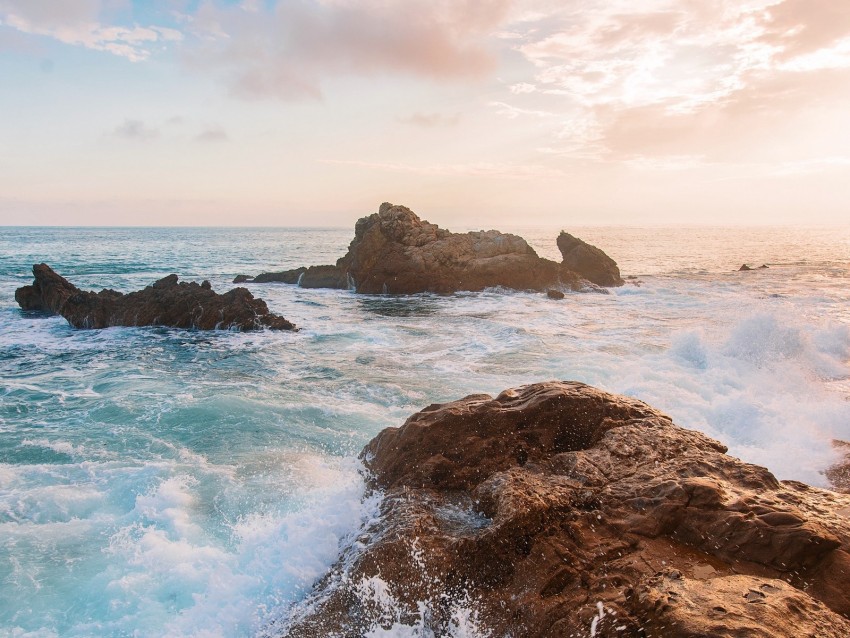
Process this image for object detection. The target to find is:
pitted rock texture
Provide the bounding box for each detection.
[248,203,622,294]
[16,263,296,331]
[278,382,850,638]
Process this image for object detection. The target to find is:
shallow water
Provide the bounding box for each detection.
[1,225,849,636]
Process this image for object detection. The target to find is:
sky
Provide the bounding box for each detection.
[1,0,849,227]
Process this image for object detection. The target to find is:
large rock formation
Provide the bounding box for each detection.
[16,263,296,331]
[277,382,850,638]
[240,203,623,294]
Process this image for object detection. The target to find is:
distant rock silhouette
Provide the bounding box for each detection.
[546,288,565,300]
[16,263,295,331]
[246,203,623,294]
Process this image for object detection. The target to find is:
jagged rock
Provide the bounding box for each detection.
[249,203,621,294]
[279,382,850,638]
[547,289,565,300]
[739,264,753,271]
[557,231,623,287]
[16,263,296,331]
[233,274,252,284]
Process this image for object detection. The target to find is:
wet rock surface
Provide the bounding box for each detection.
[249,203,621,294]
[16,263,296,331]
[277,381,850,637]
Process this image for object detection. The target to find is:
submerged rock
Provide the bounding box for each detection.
[249,203,622,294]
[546,289,565,300]
[16,263,296,331]
[279,381,850,637]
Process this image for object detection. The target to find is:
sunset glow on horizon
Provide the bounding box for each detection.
[2,0,849,227]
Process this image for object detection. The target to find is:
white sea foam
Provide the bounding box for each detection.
[20,439,86,457]
[93,457,371,638]
[602,311,850,485]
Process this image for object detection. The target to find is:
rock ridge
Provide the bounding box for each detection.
[16,263,296,331]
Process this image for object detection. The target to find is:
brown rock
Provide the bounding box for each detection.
[250,203,621,294]
[547,289,565,300]
[557,231,623,286]
[279,382,850,638]
[634,572,850,637]
[739,264,753,271]
[16,263,296,331]
[252,268,305,284]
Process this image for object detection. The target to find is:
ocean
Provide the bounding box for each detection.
[1,225,849,637]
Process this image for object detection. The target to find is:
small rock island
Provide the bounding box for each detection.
[238,202,623,294]
[16,263,295,331]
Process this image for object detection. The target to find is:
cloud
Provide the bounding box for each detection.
[195,125,229,142]
[489,101,554,119]
[0,0,183,61]
[112,119,159,140]
[493,0,850,167]
[398,112,461,128]
[182,0,512,100]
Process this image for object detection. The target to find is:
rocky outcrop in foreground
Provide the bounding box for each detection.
[238,203,623,294]
[16,263,295,331]
[278,382,850,637]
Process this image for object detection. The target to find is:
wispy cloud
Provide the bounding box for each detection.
[489,101,553,119]
[195,125,229,143]
[112,119,159,140]
[0,0,183,61]
[182,0,512,100]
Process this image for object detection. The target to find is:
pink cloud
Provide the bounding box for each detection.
[183,0,512,100]
[494,0,850,170]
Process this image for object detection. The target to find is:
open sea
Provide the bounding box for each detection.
[1,225,849,637]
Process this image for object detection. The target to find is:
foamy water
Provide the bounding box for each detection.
[1,225,849,637]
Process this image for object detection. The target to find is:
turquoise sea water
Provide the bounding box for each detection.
[1,225,849,637]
